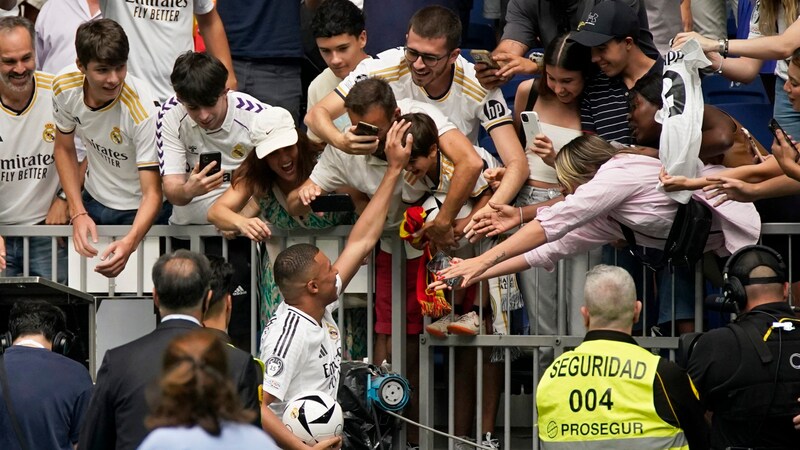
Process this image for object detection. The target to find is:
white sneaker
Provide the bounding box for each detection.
[447,311,481,336]
[426,314,456,339]
[454,436,476,450]
[481,432,500,449]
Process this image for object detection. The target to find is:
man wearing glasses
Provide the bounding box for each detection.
[306,5,529,245]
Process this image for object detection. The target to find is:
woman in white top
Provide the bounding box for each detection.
[138,329,277,450]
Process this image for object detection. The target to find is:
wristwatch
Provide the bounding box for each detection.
[56,188,67,201]
[528,51,544,67]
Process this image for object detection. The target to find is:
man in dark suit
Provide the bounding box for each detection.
[78,250,260,450]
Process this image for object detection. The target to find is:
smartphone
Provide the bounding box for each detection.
[520,111,542,146]
[198,151,222,175]
[354,121,379,136]
[309,193,356,213]
[470,49,500,69]
[768,118,800,161]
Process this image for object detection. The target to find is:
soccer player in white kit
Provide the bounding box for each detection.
[52,19,164,278]
[258,116,414,450]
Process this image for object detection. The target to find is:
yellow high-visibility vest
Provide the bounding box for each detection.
[537,340,689,450]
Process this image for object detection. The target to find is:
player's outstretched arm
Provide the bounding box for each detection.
[333,119,412,287]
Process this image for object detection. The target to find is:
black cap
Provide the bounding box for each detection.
[727,245,787,286]
[570,1,640,47]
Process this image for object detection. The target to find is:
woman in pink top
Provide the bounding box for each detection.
[433,135,761,289]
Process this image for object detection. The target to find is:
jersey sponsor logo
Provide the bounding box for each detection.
[0,153,55,182]
[483,100,507,121]
[231,143,245,159]
[110,127,123,145]
[265,356,284,377]
[42,123,56,143]
[88,138,129,168]
[128,0,188,23]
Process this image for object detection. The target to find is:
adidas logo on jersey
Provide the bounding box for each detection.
[319,346,328,359]
[232,285,247,296]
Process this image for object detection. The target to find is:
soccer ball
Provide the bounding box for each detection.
[282,390,344,444]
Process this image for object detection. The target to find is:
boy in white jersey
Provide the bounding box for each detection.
[306,5,529,232]
[158,51,279,350]
[307,0,369,143]
[52,18,165,278]
[0,17,67,282]
[99,0,235,103]
[258,116,412,450]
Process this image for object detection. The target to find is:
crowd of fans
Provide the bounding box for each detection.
[2,0,800,448]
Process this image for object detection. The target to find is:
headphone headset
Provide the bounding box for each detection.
[722,245,787,313]
[0,330,75,356]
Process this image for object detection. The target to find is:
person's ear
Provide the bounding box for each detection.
[581,305,590,329]
[76,58,86,74]
[633,300,643,324]
[448,47,460,63]
[225,294,233,314]
[358,30,367,49]
[307,279,319,294]
[152,289,160,309]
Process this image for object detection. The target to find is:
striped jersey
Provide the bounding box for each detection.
[335,47,513,143]
[0,72,60,225]
[52,65,159,210]
[259,300,341,417]
[157,91,271,225]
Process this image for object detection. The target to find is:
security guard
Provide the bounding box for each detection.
[537,265,709,449]
[688,245,800,449]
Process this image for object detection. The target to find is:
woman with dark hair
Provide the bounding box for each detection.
[139,329,276,449]
[207,115,356,335]
[434,134,760,292]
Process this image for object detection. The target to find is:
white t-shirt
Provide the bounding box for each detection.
[157,91,271,225]
[259,301,342,417]
[335,47,513,143]
[52,65,160,210]
[0,72,60,225]
[100,0,214,102]
[307,67,351,142]
[309,98,451,226]
[35,0,101,74]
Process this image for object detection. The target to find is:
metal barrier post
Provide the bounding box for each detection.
[390,236,407,448]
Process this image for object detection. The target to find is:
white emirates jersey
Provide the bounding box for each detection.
[259,301,342,416]
[52,66,160,210]
[157,91,271,225]
[100,0,214,102]
[0,72,60,225]
[335,47,513,143]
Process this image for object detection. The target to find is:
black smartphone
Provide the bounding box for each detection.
[768,118,800,161]
[354,121,379,136]
[199,151,222,175]
[309,193,356,213]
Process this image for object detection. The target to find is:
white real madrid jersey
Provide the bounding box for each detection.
[157,91,271,225]
[100,0,214,102]
[0,72,60,225]
[259,301,342,417]
[335,47,513,143]
[52,65,160,211]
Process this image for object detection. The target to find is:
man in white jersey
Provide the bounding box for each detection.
[0,17,67,282]
[52,18,166,278]
[158,51,280,349]
[99,0,235,103]
[306,5,528,231]
[258,115,412,450]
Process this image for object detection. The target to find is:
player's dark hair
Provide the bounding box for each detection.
[311,0,365,39]
[8,301,67,343]
[152,250,212,312]
[402,112,439,160]
[408,5,461,50]
[232,129,322,198]
[146,329,254,435]
[171,51,228,107]
[274,244,321,298]
[344,77,397,122]
[205,256,235,319]
[630,71,663,109]
[75,18,129,67]
[0,16,34,43]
